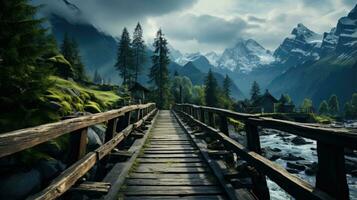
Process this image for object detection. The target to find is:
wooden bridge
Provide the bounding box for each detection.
[0,103,356,199]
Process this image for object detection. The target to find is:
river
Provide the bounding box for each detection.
[229,121,357,200]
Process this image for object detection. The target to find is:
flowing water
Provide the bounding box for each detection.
[229,121,357,200]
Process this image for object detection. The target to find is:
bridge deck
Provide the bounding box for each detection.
[119,110,226,199]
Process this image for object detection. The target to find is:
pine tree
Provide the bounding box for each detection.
[328,94,339,115]
[250,81,261,101]
[204,69,219,107]
[301,98,313,113]
[0,0,53,110]
[93,69,102,84]
[60,33,86,80]
[149,29,170,109]
[318,100,329,115]
[132,22,145,83]
[223,74,232,98]
[115,28,133,86]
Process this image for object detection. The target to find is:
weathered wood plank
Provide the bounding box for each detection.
[137,158,202,163]
[27,153,97,200]
[124,186,222,196]
[70,181,111,195]
[177,110,333,200]
[128,173,212,179]
[26,106,157,200]
[0,103,155,158]
[124,195,226,200]
[126,178,217,186]
[139,153,200,158]
[134,167,208,173]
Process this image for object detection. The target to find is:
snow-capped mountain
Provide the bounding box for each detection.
[174,52,204,66]
[217,39,275,73]
[335,4,357,54]
[204,51,220,67]
[273,23,322,66]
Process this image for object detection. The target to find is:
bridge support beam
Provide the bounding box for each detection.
[245,122,270,200]
[316,141,349,200]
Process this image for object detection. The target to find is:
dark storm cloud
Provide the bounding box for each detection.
[162,14,256,44]
[33,0,197,25]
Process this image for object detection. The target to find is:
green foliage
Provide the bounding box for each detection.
[93,69,103,84]
[171,76,193,103]
[0,0,54,112]
[301,98,313,113]
[345,93,357,119]
[279,94,292,105]
[327,94,339,115]
[60,33,87,81]
[48,54,74,78]
[191,85,205,105]
[132,22,146,83]
[149,29,170,109]
[250,81,261,101]
[204,69,219,107]
[318,100,329,115]
[223,74,232,98]
[115,28,133,86]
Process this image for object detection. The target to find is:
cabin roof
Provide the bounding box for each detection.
[253,89,278,105]
[129,82,150,93]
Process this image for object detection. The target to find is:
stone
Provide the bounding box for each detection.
[291,136,312,145]
[0,169,42,200]
[304,162,318,176]
[281,153,305,161]
[35,159,66,182]
[286,162,305,171]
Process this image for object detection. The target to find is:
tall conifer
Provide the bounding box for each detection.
[149,29,170,109]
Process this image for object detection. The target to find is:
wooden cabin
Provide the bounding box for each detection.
[128,82,150,103]
[251,89,278,113]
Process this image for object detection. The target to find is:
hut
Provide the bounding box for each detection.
[251,89,278,113]
[128,82,150,103]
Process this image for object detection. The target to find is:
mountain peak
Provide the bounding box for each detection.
[348,4,357,19]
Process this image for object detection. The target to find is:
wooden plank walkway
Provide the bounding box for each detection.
[119,110,227,200]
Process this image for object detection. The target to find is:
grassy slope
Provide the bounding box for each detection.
[0,76,121,133]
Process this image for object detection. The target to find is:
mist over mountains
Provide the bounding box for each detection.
[40,2,357,105]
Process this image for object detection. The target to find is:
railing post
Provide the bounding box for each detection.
[67,127,88,164]
[117,111,131,132]
[105,118,118,142]
[200,108,205,123]
[245,121,270,199]
[208,112,214,127]
[316,142,349,199]
[219,115,229,135]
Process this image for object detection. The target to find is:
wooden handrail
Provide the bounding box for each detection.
[0,103,155,158]
[174,104,355,200]
[27,106,157,200]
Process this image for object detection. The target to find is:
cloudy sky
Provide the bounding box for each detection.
[33,0,356,53]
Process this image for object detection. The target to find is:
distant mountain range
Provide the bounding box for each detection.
[41,1,357,106]
[171,4,357,106]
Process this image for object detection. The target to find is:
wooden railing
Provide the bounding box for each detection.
[0,103,156,200]
[174,103,357,200]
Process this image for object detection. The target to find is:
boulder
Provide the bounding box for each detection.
[0,169,42,200]
[291,136,312,145]
[281,153,305,161]
[87,127,103,150]
[287,162,305,171]
[35,159,66,182]
[262,147,282,161]
[286,168,300,174]
[304,162,318,176]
